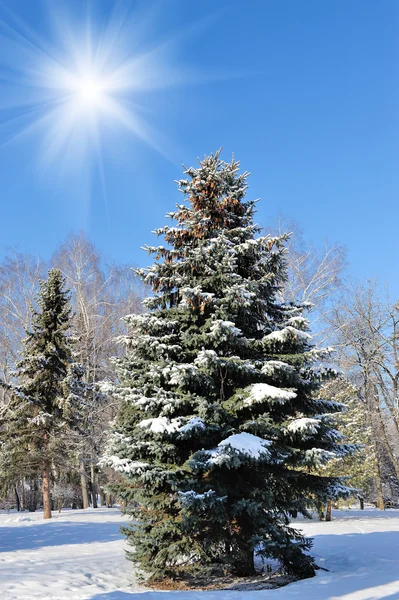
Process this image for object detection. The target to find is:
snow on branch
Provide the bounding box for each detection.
[244,383,297,406]
[264,326,312,344]
[204,432,273,467]
[286,417,321,435]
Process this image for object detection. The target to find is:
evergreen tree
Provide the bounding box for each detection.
[104,151,353,581]
[0,269,74,518]
[317,378,378,506]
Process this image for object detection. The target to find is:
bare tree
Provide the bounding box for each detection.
[329,280,399,496]
[0,251,46,400]
[52,232,145,507]
[53,233,143,378]
[269,216,346,335]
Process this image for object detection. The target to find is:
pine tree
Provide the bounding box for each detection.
[0,269,74,518]
[104,151,353,581]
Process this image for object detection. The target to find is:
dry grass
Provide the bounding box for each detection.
[150,569,296,591]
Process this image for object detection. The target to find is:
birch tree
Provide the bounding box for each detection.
[0,251,46,389]
[329,281,399,502]
[270,217,346,310]
[52,233,144,506]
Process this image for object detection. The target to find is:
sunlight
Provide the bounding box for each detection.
[0,1,193,175]
[73,76,106,107]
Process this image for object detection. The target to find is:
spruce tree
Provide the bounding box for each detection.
[104,151,353,581]
[0,269,74,518]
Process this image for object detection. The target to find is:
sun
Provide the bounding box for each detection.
[0,0,201,178]
[74,76,106,106]
[53,66,112,114]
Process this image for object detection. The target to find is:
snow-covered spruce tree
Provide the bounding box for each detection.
[105,151,353,581]
[0,269,76,518]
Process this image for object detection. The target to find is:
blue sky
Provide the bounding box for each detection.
[0,0,397,294]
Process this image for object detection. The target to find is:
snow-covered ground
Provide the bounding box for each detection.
[0,507,398,600]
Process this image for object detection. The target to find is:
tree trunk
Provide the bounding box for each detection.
[99,487,105,507]
[359,497,364,510]
[366,385,386,509]
[106,492,113,508]
[375,449,385,510]
[325,499,332,521]
[42,468,52,519]
[80,460,90,509]
[20,480,26,512]
[14,486,21,511]
[28,479,38,512]
[90,463,98,508]
[234,547,255,577]
[370,385,399,482]
[41,432,52,519]
[374,410,399,481]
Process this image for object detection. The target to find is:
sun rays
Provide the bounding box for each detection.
[0,1,193,182]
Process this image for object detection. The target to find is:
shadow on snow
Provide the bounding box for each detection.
[0,520,121,552]
[88,530,399,600]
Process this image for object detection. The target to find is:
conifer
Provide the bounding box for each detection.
[104,151,352,580]
[0,269,74,518]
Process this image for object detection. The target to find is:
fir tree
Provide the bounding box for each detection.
[0,269,74,518]
[104,151,353,581]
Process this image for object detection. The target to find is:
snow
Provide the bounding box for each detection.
[27,411,52,425]
[207,432,272,463]
[138,416,180,434]
[104,456,150,474]
[168,363,199,386]
[1,507,399,599]
[178,490,214,502]
[287,417,321,435]
[261,360,294,377]
[0,508,141,600]
[138,416,206,435]
[178,490,225,507]
[264,326,312,343]
[98,381,115,395]
[286,316,309,328]
[180,286,215,308]
[302,447,338,465]
[178,416,206,433]
[208,320,243,340]
[194,349,219,368]
[245,383,297,405]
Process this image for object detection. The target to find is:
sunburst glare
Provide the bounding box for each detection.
[0,1,197,182]
[73,76,107,107]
